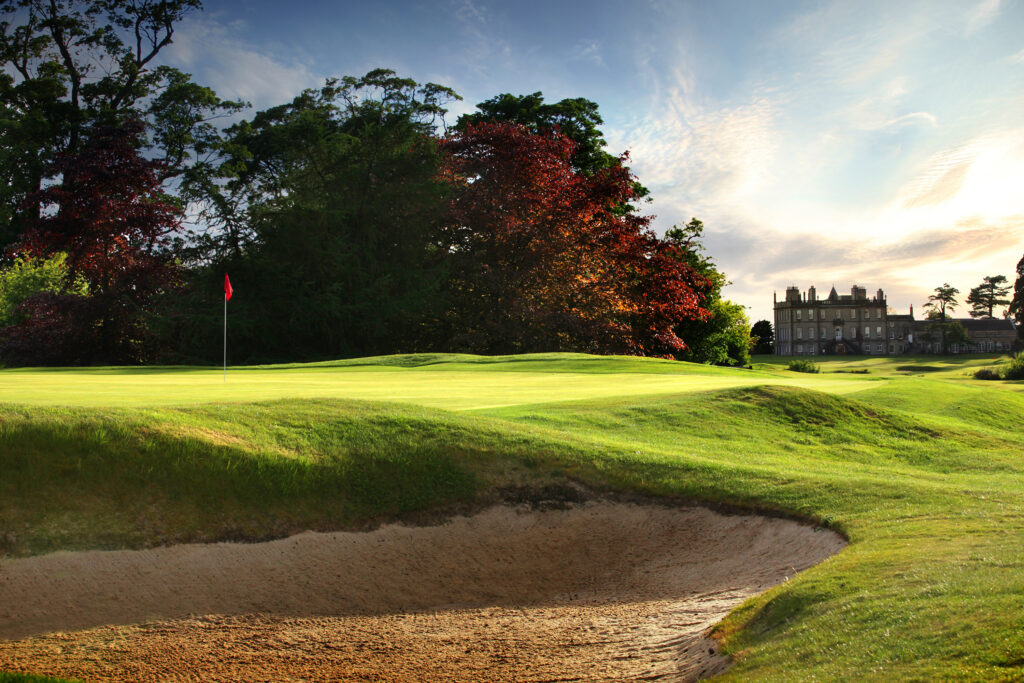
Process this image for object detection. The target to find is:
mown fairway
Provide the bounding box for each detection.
[2,353,1023,681]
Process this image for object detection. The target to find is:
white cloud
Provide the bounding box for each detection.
[161,17,320,110]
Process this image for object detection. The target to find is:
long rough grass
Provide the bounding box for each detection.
[1,352,1023,680]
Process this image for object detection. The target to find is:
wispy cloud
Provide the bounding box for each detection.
[569,40,605,68]
[965,0,1002,35]
[451,0,512,77]
[609,0,1024,322]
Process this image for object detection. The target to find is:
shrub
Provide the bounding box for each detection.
[1004,352,1024,380]
[788,359,820,373]
[973,368,1002,381]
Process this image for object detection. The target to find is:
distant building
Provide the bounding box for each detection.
[773,284,1018,356]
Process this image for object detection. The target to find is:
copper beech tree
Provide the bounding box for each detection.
[4,122,182,364]
[437,121,709,357]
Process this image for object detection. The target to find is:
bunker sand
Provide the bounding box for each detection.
[0,503,845,681]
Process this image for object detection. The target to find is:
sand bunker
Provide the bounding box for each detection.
[0,502,845,681]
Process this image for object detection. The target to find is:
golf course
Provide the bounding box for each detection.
[1,352,1023,681]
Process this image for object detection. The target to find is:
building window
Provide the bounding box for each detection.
[864,326,870,337]
[821,327,827,339]
[796,328,802,339]
[808,309,814,320]
[796,343,803,354]
[796,310,802,321]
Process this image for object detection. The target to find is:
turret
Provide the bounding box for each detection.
[808,285,817,302]
[786,286,801,303]
[852,285,867,300]
[876,288,885,302]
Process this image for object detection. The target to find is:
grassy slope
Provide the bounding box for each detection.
[1,353,1023,680]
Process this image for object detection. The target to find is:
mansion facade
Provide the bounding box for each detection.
[773,284,1018,356]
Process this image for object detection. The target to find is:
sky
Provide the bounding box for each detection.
[165,0,1024,324]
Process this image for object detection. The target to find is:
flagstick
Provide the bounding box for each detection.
[223,292,227,384]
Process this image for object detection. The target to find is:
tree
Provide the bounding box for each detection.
[1009,253,1024,340]
[922,283,960,354]
[966,275,1010,318]
[679,299,752,366]
[923,283,959,321]
[664,218,750,365]
[6,122,182,364]
[751,319,774,354]
[455,91,648,205]
[0,0,242,252]
[169,70,459,363]
[436,121,707,357]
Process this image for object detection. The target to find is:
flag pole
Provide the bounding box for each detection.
[223,273,233,383]
[223,288,227,383]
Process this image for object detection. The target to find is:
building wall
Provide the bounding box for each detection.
[773,285,1018,356]
[774,286,887,356]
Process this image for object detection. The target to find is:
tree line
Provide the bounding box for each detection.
[0,0,755,366]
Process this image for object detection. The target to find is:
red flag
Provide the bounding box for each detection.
[224,273,233,301]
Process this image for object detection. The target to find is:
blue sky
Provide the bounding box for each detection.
[166,0,1024,323]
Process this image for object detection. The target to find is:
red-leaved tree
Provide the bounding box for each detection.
[4,122,182,364]
[436,121,709,356]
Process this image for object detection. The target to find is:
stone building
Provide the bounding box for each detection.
[773,284,1018,356]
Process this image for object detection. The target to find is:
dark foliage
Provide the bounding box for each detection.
[167,71,456,363]
[5,122,182,364]
[1,291,97,365]
[751,319,774,354]
[1010,253,1024,339]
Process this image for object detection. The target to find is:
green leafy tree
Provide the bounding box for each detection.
[0,252,84,326]
[172,70,459,363]
[665,218,750,365]
[966,275,1010,318]
[751,319,774,354]
[680,299,752,366]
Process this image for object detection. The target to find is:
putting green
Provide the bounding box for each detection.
[0,361,878,409]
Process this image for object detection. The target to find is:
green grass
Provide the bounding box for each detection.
[1,352,1023,680]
